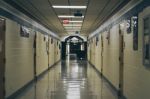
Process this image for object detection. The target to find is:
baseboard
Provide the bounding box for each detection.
[37,60,61,80]
[6,79,35,99]
[88,61,127,99]
[6,60,61,99]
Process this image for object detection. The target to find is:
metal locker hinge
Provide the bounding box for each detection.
[119,83,121,88]
[3,58,6,64]
[3,77,5,83]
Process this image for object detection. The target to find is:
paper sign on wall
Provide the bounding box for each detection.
[20,26,30,38]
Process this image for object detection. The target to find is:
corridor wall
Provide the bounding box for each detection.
[123,7,150,99]
[88,2,150,99]
[2,17,61,98]
[5,18,35,97]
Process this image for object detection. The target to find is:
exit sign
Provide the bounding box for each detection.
[63,19,69,24]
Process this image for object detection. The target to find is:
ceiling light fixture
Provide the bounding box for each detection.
[66,28,79,30]
[52,5,87,9]
[64,26,81,29]
[66,29,81,31]
[58,15,84,18]
[69,21,83,23]
[63,24,82,27]
[66,30,79,32]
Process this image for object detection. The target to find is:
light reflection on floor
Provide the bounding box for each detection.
[15,59,118,99]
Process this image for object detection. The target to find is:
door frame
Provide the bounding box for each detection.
[0,17,6,99]
[101,35,104,75]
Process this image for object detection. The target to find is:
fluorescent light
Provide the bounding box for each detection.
[69,21,83,23]
[58,15,74,18]
[66,29,81,30]
[65,27,81,29]
[66,29,81,31]
[66,30,79,32]
[58,15,84,18]
[52,5,87,9]
[63,24,82,27]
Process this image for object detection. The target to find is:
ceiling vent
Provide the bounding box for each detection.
[74,10,82,17]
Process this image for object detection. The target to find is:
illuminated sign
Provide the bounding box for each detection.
[63,19,69,24]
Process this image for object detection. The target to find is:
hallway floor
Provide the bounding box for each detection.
[15,60,118,99]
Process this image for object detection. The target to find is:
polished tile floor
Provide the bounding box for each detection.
[15,59,118,99]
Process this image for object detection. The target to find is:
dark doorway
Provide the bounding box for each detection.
[61,36,87,60]
[0,18,5,99]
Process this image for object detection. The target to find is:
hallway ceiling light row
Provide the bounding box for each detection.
[53,5,86,34]
[4,0,130,36]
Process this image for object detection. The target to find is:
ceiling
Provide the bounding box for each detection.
[3,0,130,37]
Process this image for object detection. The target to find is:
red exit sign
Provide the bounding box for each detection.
[63,19,69,24]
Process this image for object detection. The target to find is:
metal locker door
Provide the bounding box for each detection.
[0,18,5,99]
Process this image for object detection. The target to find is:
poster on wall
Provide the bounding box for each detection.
[126,17,131,34]
[143,16,150,66]
[132,15,138,51]
[20,26,30,38]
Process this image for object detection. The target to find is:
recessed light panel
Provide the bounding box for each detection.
[64,26,81,29]
[63,24,82,27]
[69,21,83,23]
[52,5,87,9]
[58,15,84,18]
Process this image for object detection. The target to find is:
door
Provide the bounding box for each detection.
[0,18,5,99]
[118,24,125,96]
